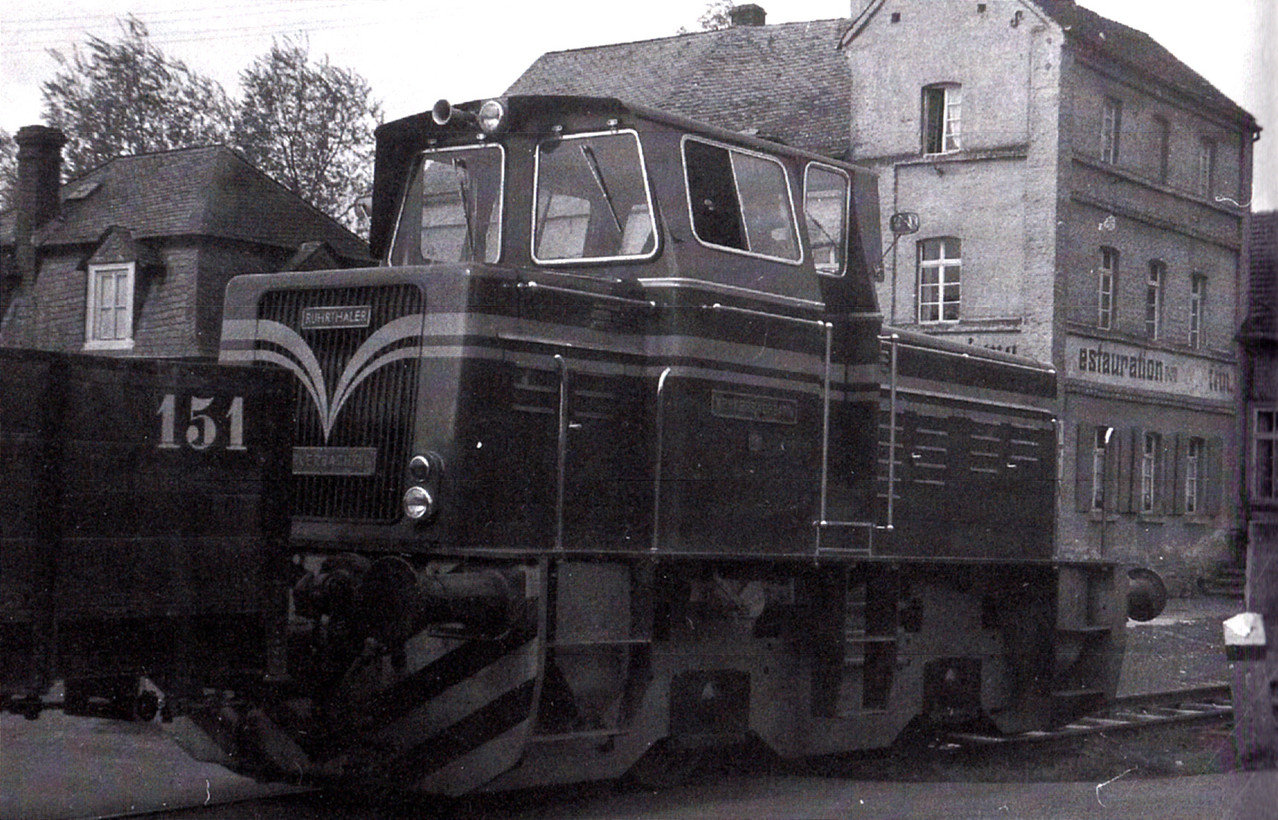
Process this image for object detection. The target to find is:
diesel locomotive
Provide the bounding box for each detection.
[0,94,1141,794]
[201,95,1132,793]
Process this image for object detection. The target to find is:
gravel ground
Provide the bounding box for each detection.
[1117,595,1241,695]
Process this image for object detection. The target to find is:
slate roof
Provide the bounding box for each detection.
[1031,0,1257,128]
[506,17,852,158]
[1,145,368,259]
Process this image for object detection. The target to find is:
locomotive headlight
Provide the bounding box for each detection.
[478,99,507,133]
[409,454,433,482]
[403,486,436,521]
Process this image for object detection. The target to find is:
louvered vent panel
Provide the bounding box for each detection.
[258,285,423,522]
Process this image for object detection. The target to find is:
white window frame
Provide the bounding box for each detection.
[1145,261,1164,339]
[922,84,961,156]
[84,262,136,351]
[389,143,506,266]
[1256,408,1278,502]
[1098,247,1118,330]
[1101,98,1122,164]
[1091,426,1112,511]
[918,237,961,323]
[1141,431,1161,513]
[1189,274,1206,349]
[1185,436,1203,514]
[1197,138,1216,197]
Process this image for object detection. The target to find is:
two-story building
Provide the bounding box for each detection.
[842,0,1259,589]
[0,125,369,359]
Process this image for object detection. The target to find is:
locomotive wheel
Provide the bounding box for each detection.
[15,697,42,720]
[134,690,160,722]
[625,741,712,789]
[62,680,90,716]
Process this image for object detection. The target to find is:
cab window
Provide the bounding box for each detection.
[683,137,801,263]
[389,144,504,265]
[533,131,658,263]
[804,163,850,276]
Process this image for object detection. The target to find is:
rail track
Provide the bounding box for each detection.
[947,684,1235,746]
[43,685,1251,820]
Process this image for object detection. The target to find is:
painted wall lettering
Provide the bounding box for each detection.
[1064,334,1235,401]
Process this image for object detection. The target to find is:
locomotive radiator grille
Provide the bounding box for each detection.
[258,285,424,521]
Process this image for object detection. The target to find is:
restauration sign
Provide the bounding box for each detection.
[1065,334,1235,402]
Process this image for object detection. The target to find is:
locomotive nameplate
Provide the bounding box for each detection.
[292,446,377,475]
[711,390,797,425]
[300,305,372,330]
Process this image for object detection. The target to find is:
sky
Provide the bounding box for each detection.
[1,0,1274,208]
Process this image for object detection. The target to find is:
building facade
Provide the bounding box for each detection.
[1243,211,1277,614]
[842,0,1259,590]
[0,126,369,360]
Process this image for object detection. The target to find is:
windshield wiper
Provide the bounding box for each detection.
[453,158,478,260]
[807,215,841,268]
[580,144,624,234]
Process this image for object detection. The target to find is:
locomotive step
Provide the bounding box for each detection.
[1050,688,1108,699]
[529,727,630,743]
[549,638,652,648]
[1055,624,1113,634]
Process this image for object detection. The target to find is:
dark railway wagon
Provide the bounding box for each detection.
[0,350,291,717]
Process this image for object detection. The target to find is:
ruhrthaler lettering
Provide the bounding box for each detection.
[301,305,372,330]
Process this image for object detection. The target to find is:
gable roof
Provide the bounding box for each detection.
[1,145,368,260]
[1031,0,1256,129]
[506,18,852,158]
[843,0,1256,131]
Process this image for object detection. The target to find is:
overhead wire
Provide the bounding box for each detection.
[1,3,447,55]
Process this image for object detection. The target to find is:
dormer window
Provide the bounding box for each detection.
[84,262,135,351]
[922,84,961,155]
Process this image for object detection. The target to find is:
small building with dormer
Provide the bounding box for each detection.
[0,126,369,360]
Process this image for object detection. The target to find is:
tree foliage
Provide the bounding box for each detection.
[41,16,233,176]
[34,18,382,235]
[0,130,16,212]
[679,0,735,33]
[232,38,381,233]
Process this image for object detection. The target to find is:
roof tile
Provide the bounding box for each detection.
[507,18,852,158]
[2,145,367,259]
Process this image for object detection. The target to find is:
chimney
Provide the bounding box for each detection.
[13,125,66,281]
[730,4,767,26]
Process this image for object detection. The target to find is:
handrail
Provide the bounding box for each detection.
[554,354,569,550]
[651,367,672,554]
[817,320,833,548]
[705,301,829,329]
[883,333,899,531]
[518,280,656,310]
